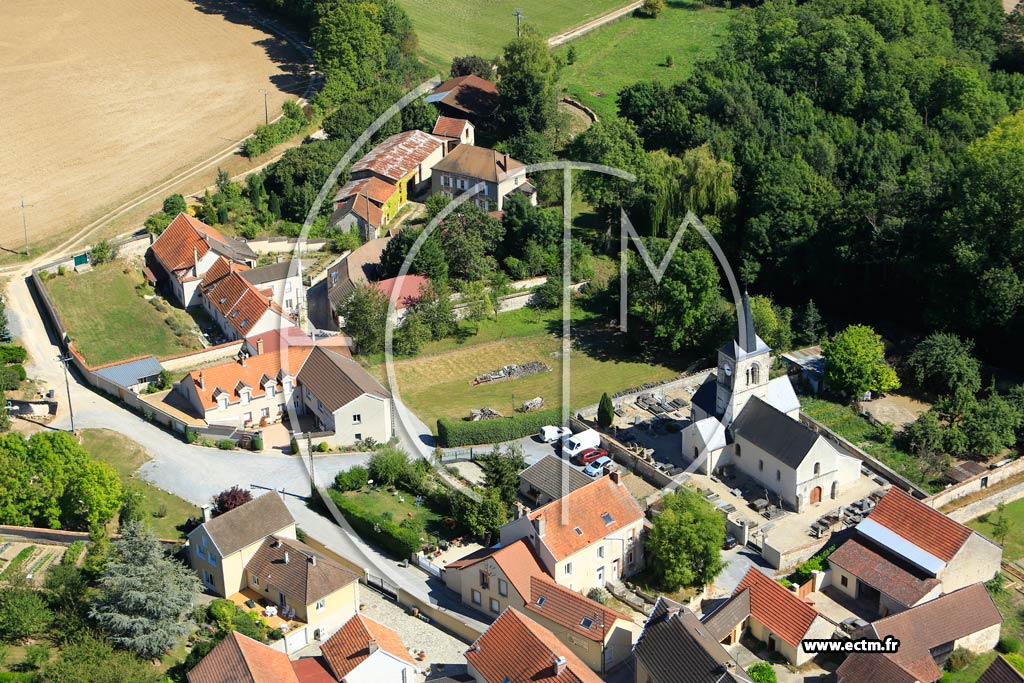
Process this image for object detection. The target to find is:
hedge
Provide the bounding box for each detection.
[327,489,420,559]
[0,344,27,364]
[62,540,86,567]
[244,103,307,157]
[0,674,38,683]
[437,406,564,447]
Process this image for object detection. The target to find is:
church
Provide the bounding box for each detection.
[681,295,861,512]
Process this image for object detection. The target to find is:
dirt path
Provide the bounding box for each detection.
[547,1,643,47]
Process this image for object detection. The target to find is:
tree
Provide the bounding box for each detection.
[311,3,385,107]
[438,206,504,280]
[401,96,437,133]
[497,25,558,136]
[450,55,494,79]
[90,240,114,265]
[0,296,9,342]
[961,391,1022,457]
[679,144,736,217]
[0,588,53,641]
[907,333,981,398]
[40,634,162,683]
[749,295,793,352]
[63,460,123,530]
[477,445,527,511]
[451,489,507,542]
[411,281,457,341]
[747,662,777,683]
[339,283,389,355]
[821,325,900,399]
[597,393,615,428]
[638,0,666,17]
[368,446,410,487]
[161,194,186,216]
[800,300,824,345]
[211,486,253,517]
[646,489,724,590]
[569,119,650,214]
[901,411,949,478]
[566,46,577,65]
[423,193,451,220]
[992,502,1011,546]
[90,522,200,659]
[461,280,495,327]
[394,311,430,356]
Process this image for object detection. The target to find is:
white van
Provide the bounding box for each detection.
[561,428,601,460]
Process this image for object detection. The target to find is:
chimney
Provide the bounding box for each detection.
[201,504,212,522]
[609,470,621,485]
[239,351,247,367]
[284,551,290,564]
[198,372,205,390]
[553,656,567,676]
[309,555,317,567]
[533,514,546,537]
[256,337,264,355]
[194,247,199,274]
[502,153,509,171]
[368,638,379,655]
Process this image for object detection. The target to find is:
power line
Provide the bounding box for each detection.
[513,8,525,38]
[20,196,34,255]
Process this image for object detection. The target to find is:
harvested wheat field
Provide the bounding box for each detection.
[0,0,307,257]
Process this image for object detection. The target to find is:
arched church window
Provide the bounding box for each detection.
[751,363,760,385]
[813,462,821,475]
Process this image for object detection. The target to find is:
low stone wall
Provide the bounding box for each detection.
[569,417,677,492]
[559,97,599,123]
[948,480,1024,523]
[928,457,1024,510]
[244,236,328,254]
[0,525,181,546]
[159,341,245,372]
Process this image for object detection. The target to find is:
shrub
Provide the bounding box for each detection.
[213,486,253,516]
[23,643,50,669]
[317,441,330,453]
[327,490,421,559]
[232,608,268,642]
[335,466,370,492]
[788,545,836,585]
[946,648,975,672]
[62,541,86,567]
[245,115,304,157]
[268,628,284,641]
[747,662,776,683]
[369,446,411,486]
[0,344,27,364]
[290,438,299,454]
[90,239,114,264]
[208,599,236,631]
[587,587,608,604]
[216,439,234,450]
[185,428,199,444]
[437,406,563,447]
[1000,636,1022,654]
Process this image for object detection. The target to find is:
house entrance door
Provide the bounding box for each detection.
[810,486,822,504]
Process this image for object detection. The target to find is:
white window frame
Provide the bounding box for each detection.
[597,545,605,559]
[498,579,508,597]
[564,562,572,576]
[315,599,326,611]
[490,597,500,614]
[471,589,481,605]
[352,414,362,425]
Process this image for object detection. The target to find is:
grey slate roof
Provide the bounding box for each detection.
[690,376,718,417]
[296,346,390,413]
[634,597,747,683]
[201,229,257,263]
[94,355,163,388]
[518,456,590,501]
[241,260,300,286]
[700,587,751,641]
[195,492,294,556]
[731,396,820,469]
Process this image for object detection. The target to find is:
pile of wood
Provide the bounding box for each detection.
[473,361,550,385]
[469,407,503,421]
[520,396,544,412]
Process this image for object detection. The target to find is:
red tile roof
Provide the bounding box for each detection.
[187,632,299,683]
[432,115,471,139]
[371,275,429,309]
[428,75,499,118]
[200,257,286,337]
[152,213,213,274]
[869,487,973,562]
[828,539,941,608]
[334,176,398,205]
[186,347,312,411]
[291,658,335,683]
[321,615,416,680]
[526,575,624,642]
[734,568,819,648]
[351,130,444,183]
[446,538,546,600]
[527,476,644,561]
[466,608,602,683]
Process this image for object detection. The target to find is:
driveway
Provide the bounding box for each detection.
[713,547,775,598]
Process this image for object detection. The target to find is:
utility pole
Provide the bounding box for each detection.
[513,8,524,38]
[259,89,269,126]
[56,354,75,432]
[306,432,315,497]
[20,196,33,255]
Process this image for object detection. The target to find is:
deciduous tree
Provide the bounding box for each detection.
[822,325,900,398]
[339,283,389,355]
[907,333,982,398]
[211,486,253,517]
[497,26,558,136]
[647,489,724,590]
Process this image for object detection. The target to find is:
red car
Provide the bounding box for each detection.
[573,447,608,465]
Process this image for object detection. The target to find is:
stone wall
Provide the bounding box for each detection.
[928,457,1024,510]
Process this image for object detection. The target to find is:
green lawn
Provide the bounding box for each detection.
[396,0,631,72]
[44,262,200,366]
[555,3,736,120]
[80,429,200,539]
[340,488,445,535]
[942,651,999,683]
[970,497,1024,562]
[800,396,937,492]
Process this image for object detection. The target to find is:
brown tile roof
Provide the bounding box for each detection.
[432,144,524,183]
[979,656,1024,683]
[446,538,546,600]
[828,539,941,608]
[185,347,312,411]
[321,614,416,680]
[734,568,819,648]
[869,487,973,562]
[525,575,624,642]
[194,492,294,556]
[432,115,471,139]
[296,346,390,412]
[334,176,398,205]
[244,536,360,606]
[326,237,390,308]
[527,476,645,561]
[466,608,602,683]
[865,582,1002,683]
[836,651,919,683]
[428,75,499,118]
[371,275,429,310]
[334,194,384,230]
[187,631,300,683]
[700,587,751,642]
[350,130,443,183]
[152,213,214,275]
[291,657,335,683]
[519,455,591,503]
[200,257,286,337]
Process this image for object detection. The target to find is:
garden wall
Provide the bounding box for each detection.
[396,588,484,643]
[928,457,1024,510]
[159,340,245,372]
[569,417,677,491]
[244,236,328,254]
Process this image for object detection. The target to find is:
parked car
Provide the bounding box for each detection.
[722,535,737,550]
[573,447,608,465]
[540,426,572,443]
[840,617,870,635]
[583,455,614,477]
[562,428,602,460]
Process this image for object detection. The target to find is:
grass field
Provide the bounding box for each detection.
[555,3,736,120]
[396,0,630,72]
[80,429,199,539]
[45,262,200,366]
[370,307,683,430]
[970,497,1024,562]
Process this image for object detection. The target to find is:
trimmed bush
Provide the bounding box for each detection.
[335,466,370,492]
[437,406,563,447]
[747,662,776,683]
[1000,636,1022,654]
[946,648,975,672]
[216,439,234,450]
[62,541,86,567]
[0,344,27,364]
[328,490,420,559]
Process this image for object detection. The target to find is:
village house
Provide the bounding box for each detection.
[197,256,296,342]
[240,259,306,321]
[682,293,861,511]
[634,597,748,683]
[187,631,301,683]
[326,237,390,329]
[316,614,420,683]
[465,608,603,683]
[836,582,1002,683]
[499,473,646,592]
[700,567,834,666]
[426,74,499,123]
[430,144,535,211]
[187,493,361,653]
[443,538,638,673]
[149,212,257,308]
[518,455,591,507]
[432,115,475,151]
[331,177,402,241]
[827,486,1001,616]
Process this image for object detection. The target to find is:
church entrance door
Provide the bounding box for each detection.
[810,486,822,504]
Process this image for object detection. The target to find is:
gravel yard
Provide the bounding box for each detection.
[358,587,472,669]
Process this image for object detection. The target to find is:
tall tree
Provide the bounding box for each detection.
[907,333,982,398]
[800,300,824,345]
[90,522,200,659]
[497,25,558,136]
[822,325,901,398]
[647,489,724,590]
[311,3,385,107]
[597,393,615,428]
[477,445,527,512]
[450,55,494,78]
[339,284,389,355]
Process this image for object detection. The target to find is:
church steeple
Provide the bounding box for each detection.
[738,290,757,353]
[714,290,772,423]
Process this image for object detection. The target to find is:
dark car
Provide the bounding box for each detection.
[722,535,738,550]
[573,447,608,465]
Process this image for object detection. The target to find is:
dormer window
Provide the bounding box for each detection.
[267,385,276,398]
[217,395,228,410]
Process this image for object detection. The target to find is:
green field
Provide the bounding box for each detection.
[396,0,631,72]
[81,429,200,539]
[44,262,200,366]
[970,496,1024,562]
[555,4,736,120]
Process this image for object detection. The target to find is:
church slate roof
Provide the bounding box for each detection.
[691,376,718,417]
[731,396,820,470]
